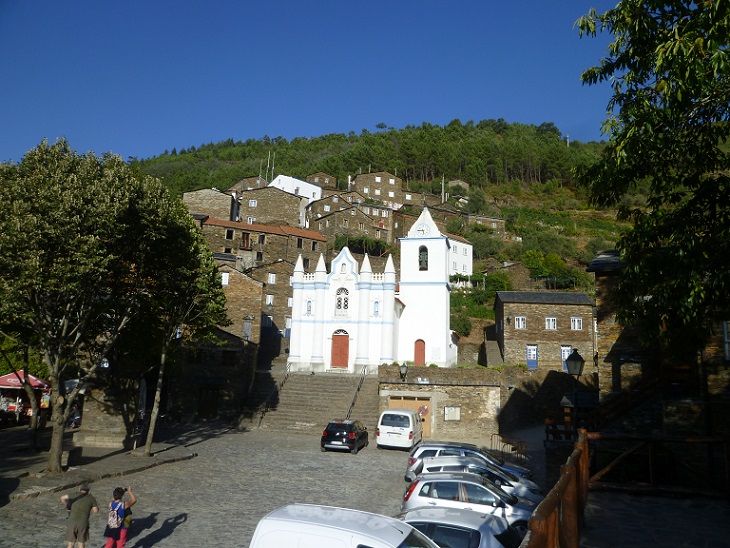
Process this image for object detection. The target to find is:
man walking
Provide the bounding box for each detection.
[60,483,99,548]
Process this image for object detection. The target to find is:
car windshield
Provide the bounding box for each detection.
[397,528,439,548]
[477,446,504,465]
[326,423,351,432]
[382,414,410,427]
[480,477,518,505]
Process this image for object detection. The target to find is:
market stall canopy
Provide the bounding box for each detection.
[0,371,49,390]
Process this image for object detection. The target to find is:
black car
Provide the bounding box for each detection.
[321,419,368,454]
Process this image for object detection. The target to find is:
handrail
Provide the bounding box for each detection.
[521,429,590,548]
[256,362,292,428]
[345,365,368,420]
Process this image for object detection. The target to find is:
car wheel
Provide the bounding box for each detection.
[320,447,326,452]
[513,521,528,538]
[351,445,359,455]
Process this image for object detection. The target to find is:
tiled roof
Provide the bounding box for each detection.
[444,232,471,244]
[495,291,593,306]
[203,217,327,241]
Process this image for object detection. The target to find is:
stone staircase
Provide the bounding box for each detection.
[241,370,381,434]
[485,339,504,366]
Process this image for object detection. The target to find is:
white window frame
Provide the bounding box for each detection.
[265,294,274,306]
[514,316,526,330]
[287,297,293,308]
[545,317,557,330]
[363,187,369,194]
[405,193,412,200]
[389,178,395,185]
[248,199,257,207]
[374,189,381,196]
[267,273,276,284]
[324,205,331,212]
[220,272,230,286]
[247,216,254,224]
[375,176,382,182]
[388,191,394,198]
[570,316,583,331]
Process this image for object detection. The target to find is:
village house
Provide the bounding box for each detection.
[448,179,470,194]
[269,174,322,205]
[288,208,458,373]
[306,191,366,223]
[348,171,415,210]
[198,217,326,271]
[306,172,338,191]
[314,207,390,243]
[169,255,263,418]
[236,186,307,227]
[446,232,473,277]
[467,214,507,234]
[493,291,595,370]
[182,188,236,221]
[227,175,268,193]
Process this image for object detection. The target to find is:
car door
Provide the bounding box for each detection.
[424,481,462,510]
[460,482,506,518]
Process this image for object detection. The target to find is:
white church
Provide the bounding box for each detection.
[288,208,458,373]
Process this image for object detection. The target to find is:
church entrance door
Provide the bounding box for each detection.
[331,330,349,369]
[414,339,426,366]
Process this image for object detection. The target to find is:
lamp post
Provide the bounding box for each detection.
[399,363,408,382]
[565,349,585,431]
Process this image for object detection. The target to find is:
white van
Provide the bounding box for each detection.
[376,409,423,449]
[249,503,439,548]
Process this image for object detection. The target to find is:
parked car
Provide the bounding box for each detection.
[376,409,423,449]
[405,441,532,482]
[321,419,368,454]
[399,507,524,548]
[411,456,543,503]
[401,472,536,537]
[249,503,440,548]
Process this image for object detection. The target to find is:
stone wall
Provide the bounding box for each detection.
[74,380,138,449]
[238,187,303,226]
[378,365,598,439]
[182,189,233,219]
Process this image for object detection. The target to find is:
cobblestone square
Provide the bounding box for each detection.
[0,429,410,547]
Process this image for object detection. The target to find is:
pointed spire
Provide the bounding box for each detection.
[384,254,395,273]
[361,253,372,273]
[315,253,327,273]
[294,254,304,273]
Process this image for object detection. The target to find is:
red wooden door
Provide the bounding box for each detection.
[331,332,349,368]
[414,339,426,366]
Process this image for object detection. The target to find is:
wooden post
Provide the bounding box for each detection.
[559,464,579,548]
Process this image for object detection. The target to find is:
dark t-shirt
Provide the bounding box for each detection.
[68,493,98,525]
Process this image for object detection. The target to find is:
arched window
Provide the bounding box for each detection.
[373,300,380,317]
[418,245,429,271]
[335,288,349,316]
[340,263,346,273]
[305,300,312,316]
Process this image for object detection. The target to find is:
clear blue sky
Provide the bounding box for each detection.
[0,1,616,163]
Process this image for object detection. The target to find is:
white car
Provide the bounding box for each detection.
[249,503,439,548]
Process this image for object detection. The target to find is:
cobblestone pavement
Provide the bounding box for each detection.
[582,490,730,548]
[0,429,411,547]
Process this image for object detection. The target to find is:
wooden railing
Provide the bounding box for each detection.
[521,429,590,548]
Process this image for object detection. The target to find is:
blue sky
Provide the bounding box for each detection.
[0,1,616,163]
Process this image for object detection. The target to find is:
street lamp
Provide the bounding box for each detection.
[565,349,585,432]
[399,363,408,382]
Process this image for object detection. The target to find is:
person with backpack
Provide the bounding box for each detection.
[104,486,137,548]
[60,483,99,548]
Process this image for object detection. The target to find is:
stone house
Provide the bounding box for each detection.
[227,176,268,193]
[494,291,595,370]
[169,257,263,419]
[448,179,470,194]
[237,186,307,227]
[314,207,389,244]
[306,172,338,191]
[243,259,297,363]
[182,188,236,220]
[467,214,507,234]
[198,216,326,271]
[349,171,416,210]
[306,191,366,223]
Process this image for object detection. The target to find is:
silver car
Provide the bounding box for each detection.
[413,456,543,503]
[401,472,536,537]
[400,507,524,548]
[405,441,532,483]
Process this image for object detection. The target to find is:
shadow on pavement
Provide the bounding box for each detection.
[129,512,188,547]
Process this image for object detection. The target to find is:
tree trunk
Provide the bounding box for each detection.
[143,343,167,457]
[47,388,66,473]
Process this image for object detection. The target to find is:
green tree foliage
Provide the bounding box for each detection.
[132,119,603,197]
[0,140,226,472]
[578,1,730,355]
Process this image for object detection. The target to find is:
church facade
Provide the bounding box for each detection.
[288,208,458,373]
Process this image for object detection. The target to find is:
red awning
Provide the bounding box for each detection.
[0,371,49,390]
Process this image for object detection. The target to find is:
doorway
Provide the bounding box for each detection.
[389,396,431,437]
[331,330,349,368]
[414,339,426,366]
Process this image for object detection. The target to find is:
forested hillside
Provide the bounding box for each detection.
[133,119,630,305]
[133,119,603,197]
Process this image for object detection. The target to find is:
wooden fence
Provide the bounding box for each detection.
[520,429,590,548]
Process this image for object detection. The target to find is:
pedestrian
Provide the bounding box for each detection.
[104,486,137,548]
[60,483,99,548]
